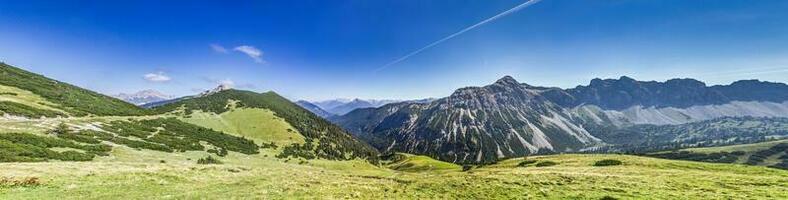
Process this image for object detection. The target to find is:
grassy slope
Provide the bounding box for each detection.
[179,108,305,145]
[685,139,788,164]
[0,85,67,114]
[385,153,461,172]
[688,139,787,153]
[153,90,379,161]
[0,63,147,116]
[1,153,786,199]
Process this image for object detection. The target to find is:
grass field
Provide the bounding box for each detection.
[178,108,304,146]
[688,139,787,153]
[1,150,786,199]
[384,153,461,172]
[2,112,786,199]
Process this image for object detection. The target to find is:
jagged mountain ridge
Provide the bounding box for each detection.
[333,76,788,164]
[113,89,172,105]
[309,98,401,115]
[538,76,788,110]
[334,76,602,164]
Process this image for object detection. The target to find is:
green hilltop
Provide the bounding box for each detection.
[152,89,380,162]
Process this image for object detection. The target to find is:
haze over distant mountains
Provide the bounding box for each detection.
[298,98,436,117]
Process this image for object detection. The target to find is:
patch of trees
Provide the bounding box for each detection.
[593,159,623,166]
[517,160,537,167]
[0,132,110,162]
[771,154,788,170]
[0,101,65,118]
[585,117,788,154]
[101,118,259,155]
[746,143,788,165]
[648,151,745,164]
[197,155,222,164]
[535,161,558,167]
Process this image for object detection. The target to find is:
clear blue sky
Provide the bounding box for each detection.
[1,0,787,101]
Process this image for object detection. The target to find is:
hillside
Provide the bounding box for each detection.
[1,153,785,199]
[648,139,788,169]
[294,100,335,118]
[0,63,149,116]
[151,89,379,162]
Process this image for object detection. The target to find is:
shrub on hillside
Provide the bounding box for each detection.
[535,161,558,167]
[517,160,538,167]
[0,101,65,118]
[594,159,623,166]
[197,156,222,164]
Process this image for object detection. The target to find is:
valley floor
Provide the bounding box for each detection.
[1,148,786,199]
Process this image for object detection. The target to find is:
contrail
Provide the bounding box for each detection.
[375,0,543,72]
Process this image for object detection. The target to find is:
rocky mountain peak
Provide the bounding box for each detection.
[494,75,520,87]
[113,89,172,105]
[199,84,233,97]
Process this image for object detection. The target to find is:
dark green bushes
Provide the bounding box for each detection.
[0,133,108,162]
[594,159,623,166]
[277,140,316,160]
[197,156,222,164]
[517,160,538,167]
[0,101,65,118]
[535,161,558,167]
[102,118,258,155]
[746,143,788,165]
[649,151,744,164]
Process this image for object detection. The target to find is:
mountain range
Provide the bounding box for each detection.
[332,76,788,164]
[307,99,402,116]
[113,89,172,105]
[298,98,437,118]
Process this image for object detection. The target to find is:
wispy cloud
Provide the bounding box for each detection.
[201,77,257,89]
[217,79,235,87]
[210,44,228,53]
[143,72,171,82]
[233,45,264,63]
[376,0,542,72]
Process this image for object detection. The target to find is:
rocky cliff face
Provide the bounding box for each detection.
[336,76,601,164]
[333,76,788,164]
[547,76,788,110]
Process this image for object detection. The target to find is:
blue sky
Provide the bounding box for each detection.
[1,0,787,101]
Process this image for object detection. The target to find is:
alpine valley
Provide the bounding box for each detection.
[1,63,787,199]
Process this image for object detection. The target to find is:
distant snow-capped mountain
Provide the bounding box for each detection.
[114,89,172,105]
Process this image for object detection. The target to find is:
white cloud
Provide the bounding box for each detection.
[218,79,235,87]
[143,72,171,82]
[210,44,228,53]
[233,45,264,63]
